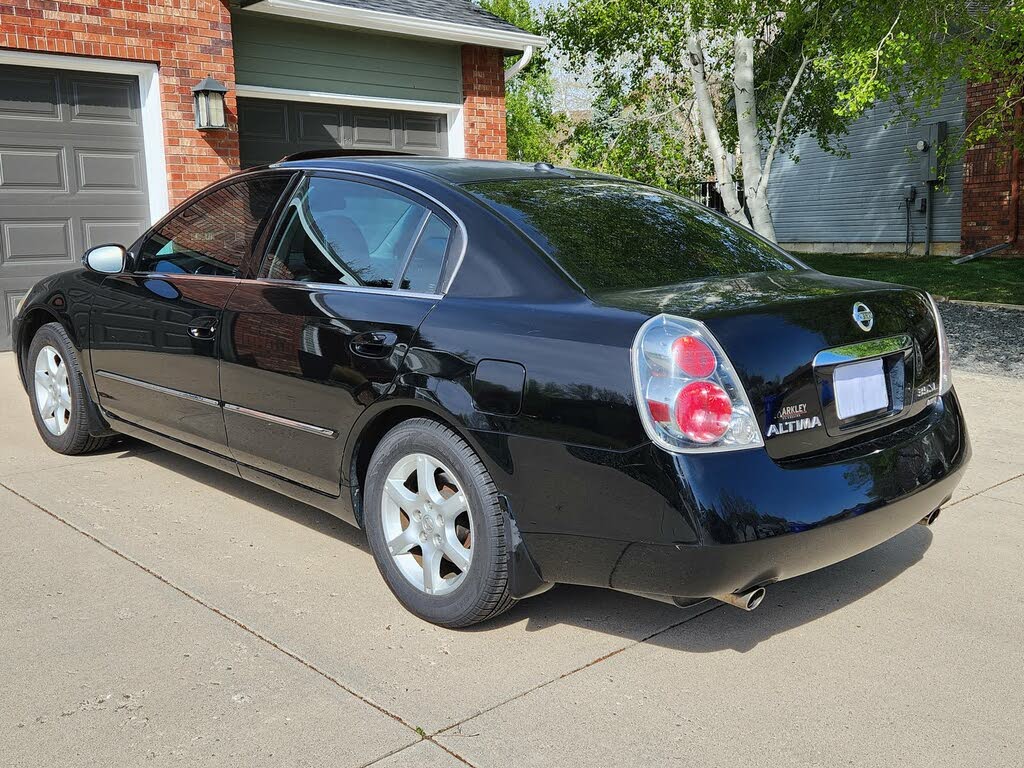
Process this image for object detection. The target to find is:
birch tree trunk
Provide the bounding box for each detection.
[733,32,777,241]
[684,33,746,225]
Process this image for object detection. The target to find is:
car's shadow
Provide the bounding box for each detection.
[122,439,933,654]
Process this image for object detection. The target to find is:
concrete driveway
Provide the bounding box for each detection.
[2,350,1021,768]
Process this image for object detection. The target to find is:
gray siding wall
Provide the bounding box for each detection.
[767,82,965,244]
[232,14,463,104]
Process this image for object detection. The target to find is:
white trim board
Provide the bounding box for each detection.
[0,49,170,223]
[236,83,466,158]
[243,0,547,50]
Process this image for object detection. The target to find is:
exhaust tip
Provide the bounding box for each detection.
[918,509,941,527]
[715,586,766,611]
[745,587,766,611]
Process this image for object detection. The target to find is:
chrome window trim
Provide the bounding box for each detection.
[266,165,468,294]
[127,273,441,300]
[243,277,442,301]
[130,272,241,282]
[223,403,336,438]
[95,370,220,407]
[812,334,913,368]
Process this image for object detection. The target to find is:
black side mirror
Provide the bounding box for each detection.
[83,244,127,275]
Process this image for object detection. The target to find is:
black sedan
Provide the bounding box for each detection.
[12,156,970,627]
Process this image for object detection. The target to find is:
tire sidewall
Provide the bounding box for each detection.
[364,421,503,626]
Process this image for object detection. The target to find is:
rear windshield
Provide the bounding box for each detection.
[467,178,799,293]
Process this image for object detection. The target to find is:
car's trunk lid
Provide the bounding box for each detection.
[597,270,942,460]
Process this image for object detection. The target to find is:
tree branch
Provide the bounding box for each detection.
[760,54,811,194]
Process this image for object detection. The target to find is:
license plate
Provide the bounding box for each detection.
[833,358,888,419]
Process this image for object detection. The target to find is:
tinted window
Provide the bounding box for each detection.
[264,176,449,291]
[400,214,451,293]
[467,179,798,293]
[136,175,289,276]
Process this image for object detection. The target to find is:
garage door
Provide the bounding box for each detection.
[238,97,448,168]
[0,64,151,351]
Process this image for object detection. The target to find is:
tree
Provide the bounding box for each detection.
[563,72,711,195]
[478,0,561,162]
[546,0,1020,242]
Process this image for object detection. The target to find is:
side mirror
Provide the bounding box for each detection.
[83,244,127,275]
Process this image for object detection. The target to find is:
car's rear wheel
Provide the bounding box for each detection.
[27,322,114,455]
[364,418,514,627]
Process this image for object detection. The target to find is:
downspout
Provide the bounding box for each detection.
[1009,97,1022,247]
[504,45,535,81]
[924,183,933,256]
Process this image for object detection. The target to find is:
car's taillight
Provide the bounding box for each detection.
[632,314,763,453]
[926,293,953,394]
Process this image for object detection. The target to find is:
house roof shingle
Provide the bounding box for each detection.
[298,0,530,36]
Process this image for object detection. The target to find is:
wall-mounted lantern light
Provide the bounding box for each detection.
[192,76,229,131]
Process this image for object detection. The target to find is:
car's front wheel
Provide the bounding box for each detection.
[363,418,514,627]
[27,322,114,455]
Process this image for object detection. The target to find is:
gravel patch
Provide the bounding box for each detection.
[939,300,1024,378]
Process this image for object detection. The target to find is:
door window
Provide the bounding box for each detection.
[135,174,290,277]
[264,176,451,292]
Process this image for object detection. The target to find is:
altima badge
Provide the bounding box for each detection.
[852,302,874,332]
[766,415,822,437]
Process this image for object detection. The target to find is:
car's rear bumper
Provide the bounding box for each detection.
[500,389,970,599]
[601,456,963,597]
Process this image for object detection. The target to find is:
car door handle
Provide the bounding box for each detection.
[350,330,398,358]
[188,317,218,340]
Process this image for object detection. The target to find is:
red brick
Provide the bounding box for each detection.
[962,79,1023,255]
[0,0,239,204]
[461,44,507,160]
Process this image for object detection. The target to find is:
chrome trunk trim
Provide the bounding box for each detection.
[812,334,913,368]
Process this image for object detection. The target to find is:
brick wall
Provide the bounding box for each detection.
[461,44,507,160]
[962,80,1023,255]
[0,0,240,206]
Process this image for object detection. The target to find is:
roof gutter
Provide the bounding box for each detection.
[504,44,535,82]
[242,0,547,51]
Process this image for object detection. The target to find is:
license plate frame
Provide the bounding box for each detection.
[833,358,890,420]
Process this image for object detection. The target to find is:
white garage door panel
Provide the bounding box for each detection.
[239,97,449,168]
[0,64,151,351]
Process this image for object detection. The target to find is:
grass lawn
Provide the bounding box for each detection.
[798,252,1024,305]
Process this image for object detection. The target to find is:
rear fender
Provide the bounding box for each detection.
[344,373,550,600]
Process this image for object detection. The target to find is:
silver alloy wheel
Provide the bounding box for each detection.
[380,452,474,596]
[34,345,72,436]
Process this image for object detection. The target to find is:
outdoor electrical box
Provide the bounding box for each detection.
[919,121,949,183]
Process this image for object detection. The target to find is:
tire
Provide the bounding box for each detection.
[26,322,115,455]
[364,418,515,628]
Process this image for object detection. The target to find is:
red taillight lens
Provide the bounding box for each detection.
[674,381,732,443]
[647,399,671,423]
[672,336,716,378]
[633,314,762,453]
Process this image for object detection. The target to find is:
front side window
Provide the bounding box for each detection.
[467,178,799,294]
[263,176,451,292]
[136,174,290,277]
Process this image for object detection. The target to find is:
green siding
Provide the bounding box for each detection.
[231,14,463,104]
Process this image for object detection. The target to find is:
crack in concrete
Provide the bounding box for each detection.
[432,602,720,742]
[1,481,479,768]
[944,472,1024,508]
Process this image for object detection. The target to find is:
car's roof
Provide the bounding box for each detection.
[272,155,618,186]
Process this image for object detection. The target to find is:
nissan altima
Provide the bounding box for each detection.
[12,156,970,627]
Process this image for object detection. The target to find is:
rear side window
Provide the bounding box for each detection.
[136,174,289,276]
[400,214,451,293]
[264,176,451,292]
[467,178,798,293]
